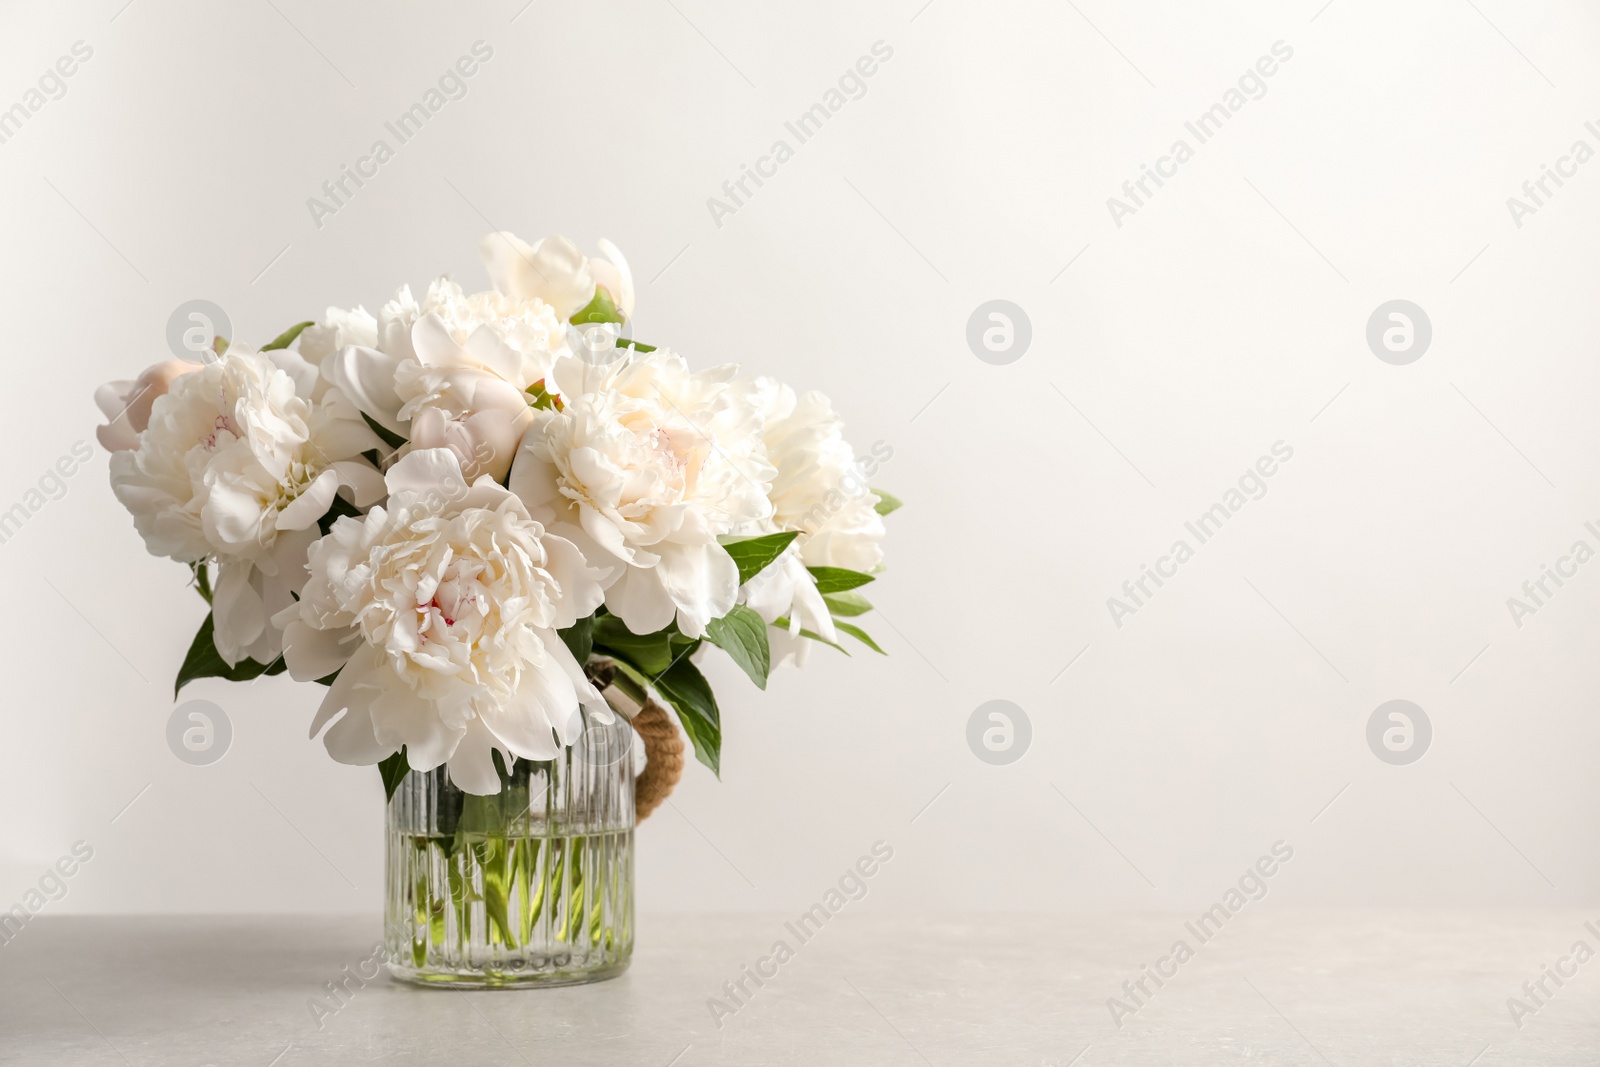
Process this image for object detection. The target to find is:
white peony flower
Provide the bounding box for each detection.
[295,305,378,369]
[508,350,774,638]
[740,380,887,665]
[758,382,885,573]
[275,448,610,794]
[480,232,634,322]
[107,349,385,665]
[321,276,572,481]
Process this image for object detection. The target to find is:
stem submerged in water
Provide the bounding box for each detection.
[385,745,633,985]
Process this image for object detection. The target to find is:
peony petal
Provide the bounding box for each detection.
[445,719,507,795]
[331,460,387,507]
[265,348,320,400]
[479,232,595,319]
[604,562,678,636]
[384,447,467,500]
[653,541,739,639]
[480,669,567,762]
[369,685,464,772]
[323,690,390,765]
[282,617,361,682]
[96,421,138,453]
[326,346,406,434]
[578,501,637,564]
[787,562,837,644]
[275,469,339,532]
[507,440,563,516]
[409,313,467,369]
[212,561,266,666]
[479,230,541,302]
[538,629,609,722]
[463,324,525,384]
[541,534,610,626]
[594,238,635,320]
[308,643,381,738]
[93,379,136,422]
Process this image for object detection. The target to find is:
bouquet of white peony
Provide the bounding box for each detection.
[97,233,898,797]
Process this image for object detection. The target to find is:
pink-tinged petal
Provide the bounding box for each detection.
[93,378,137,422]
[95,360,197,448]
[96,422,138,452]
[275,469,339,532]
[327,345,406,433]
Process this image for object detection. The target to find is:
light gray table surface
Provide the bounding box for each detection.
[1,911,1596,1065]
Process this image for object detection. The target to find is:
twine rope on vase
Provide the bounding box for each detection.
[588,660,685,822]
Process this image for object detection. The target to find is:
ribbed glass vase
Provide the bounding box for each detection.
[384,713,634,988]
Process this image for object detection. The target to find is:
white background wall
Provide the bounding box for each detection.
[2,0,1598,917]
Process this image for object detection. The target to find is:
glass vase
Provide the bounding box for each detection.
[384,713,635,988]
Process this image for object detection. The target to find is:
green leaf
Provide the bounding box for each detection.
[704,605,771,690]
[190,560,213,605]
[174,614,284,698]
[361,412,407,452]
[872,489,904,516]
[835,620,886,655]
[213,335,230,357]
[593,615,675,676]
[617,338,656,352]
[807,566,875,594]
[652,657,722,778]
[559,614,596,664]
[379,748,409,801]
[314,669,340,687]
[822,590,872,617]
[570,287,623,325]
[721,531,800,585]
[261,320,314,351]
